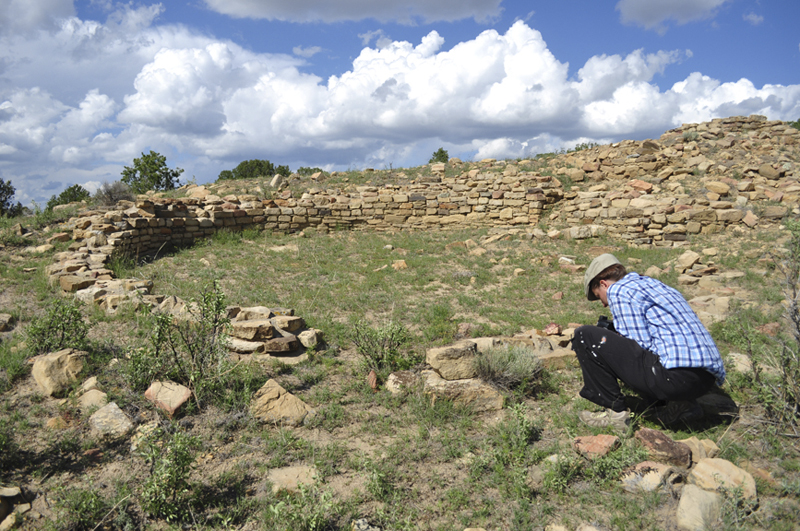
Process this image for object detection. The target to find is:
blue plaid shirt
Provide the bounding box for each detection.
[607,273,726,385]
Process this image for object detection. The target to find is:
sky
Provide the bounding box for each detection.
[1,0,799,207]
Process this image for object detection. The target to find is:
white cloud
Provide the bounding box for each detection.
[2,9,800,206]
[358,29,393,49]
[293,45,322,58]
[202,0,503,24]
[743,12,764,26]
[616,0,730,32]
[0,0,74,35]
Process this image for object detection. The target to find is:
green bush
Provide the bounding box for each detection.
[48,485,119,531]
[218,159,290,181]
[121,151,183,194]
[429,147,449,164]
[46,184,90,211]
[138,426,200,523]
[474,345,543,394]
[297,166,324,176]
[265,484,336,531]
[0,178,23,217]
[789,118,800,131]
[26,298,90,355]
[349,320,415,373]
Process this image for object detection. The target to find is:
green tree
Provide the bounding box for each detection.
[217,159,291,181]
[429,147,449,164]
[45,184,91,211]
[790,118,800,131]
[0,178,23,217]
[121,151,183,194]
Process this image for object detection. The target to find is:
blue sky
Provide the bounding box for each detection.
[1,0,799,207]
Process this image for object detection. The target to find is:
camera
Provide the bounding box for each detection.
[596,315,615,332]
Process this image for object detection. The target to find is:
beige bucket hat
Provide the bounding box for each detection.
[584,253,621,301]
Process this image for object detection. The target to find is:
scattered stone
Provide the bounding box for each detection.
[230,319,274,341]
[677,436,719,464]
[0,314,13,332]
[620,461,682,493]
[77,389,108,414]
[250,379,315,427]
[298,329,323,349]
[267,465,317,494]
[676,484,722,531]
[386,371,419,395]
[634,428,692,467]
[31,348,86,397]
[352,519,382,531]
[89,402,134,439]
[145,381,192,418]
[573,434,619,459]
[687,458,757,500]
[426,340,478,380]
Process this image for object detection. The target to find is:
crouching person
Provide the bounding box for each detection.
[572,254,726,430]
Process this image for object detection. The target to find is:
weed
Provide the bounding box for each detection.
[47,484,118,531]
[542,454,583,494]
[419,303,456,343]
[265,484,337,531]
[0,340,28,392]
[26,298,89,355]
[138,425,200,523]
[349,320,415,373]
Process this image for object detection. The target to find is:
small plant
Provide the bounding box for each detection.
[349,320,414,372]
[27,298,90,355]
[48,484,124,531]
[542,454,582,494]
[94,181,134,205]
[682,131,699,142]
[265,484,336,531]
[429,147,449,164]
[474,345,543,394]
[0,417,18,471]
[138,426,200,523]
[789,117,800,131]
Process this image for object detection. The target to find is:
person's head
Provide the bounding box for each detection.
[584,254,627,307]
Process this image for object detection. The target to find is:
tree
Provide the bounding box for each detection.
[121,151,183,194]
[0,179,23,217]
[217,159,291,181]
[45,184,91,211]
[429,147,449,164]
[95,181,134,205]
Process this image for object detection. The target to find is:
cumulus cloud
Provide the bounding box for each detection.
[0,0,74,35]
[2,7,800,206]
[616,0,731,32]
[743,12,764,26]
[293,45,322,58]
[202,0,503,23]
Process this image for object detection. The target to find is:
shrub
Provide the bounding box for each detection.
[0,178,23,217]
[429,147,449,164]
[94,181,134,205]
[682,131,699,142]
[349,320,414,373]
[474,345,543,394]
[218,159,290,181]
[121,151,183,194]
[49,484,121,531]
[297,166,324,176]
[46,184,90,211]
[138,426,200,523]
[26,298,90,355]
[789,118,800,131]
[265,484,336,531]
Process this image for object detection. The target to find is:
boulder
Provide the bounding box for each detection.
[77,389,108,414]
[89,402,133,439]
[250,379,314,426]
[230,319,274,341]
[573,434,619,459]
[426,340,478,380]
[676,484,722,531]
[386,371,419,395]
[31,349,86,397]
[634,428,692,467]
[687,458,757,500]
[620,461,682,493]
[145,381,192,418]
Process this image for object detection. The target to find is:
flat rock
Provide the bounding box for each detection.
[421,370,503,412]
[677,436,719,464]
[298,329,323,349]
[230,319,274,341]
[89,402,133,439]
[77,389,108,414]
[262,335,299,353]
[31,348,86,397]
[634,428,691,467]
[270,315,305,332]
[620,461,682,493]
[386,371,419,395]
[250,379,314,426]
[227,337,266,354]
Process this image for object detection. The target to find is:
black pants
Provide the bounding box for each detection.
[572,325,715,412]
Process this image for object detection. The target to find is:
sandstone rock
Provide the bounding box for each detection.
[234,306,275,320]
[620,461,682,493]
[352,519,382,531]
[677,250,701,269]
[0,314,13,332]
[677,437,720,464]
[634,428,692,467]
[267,465,317,494]
[270,315,305,332]
[688,458,757,500]
[230,319,274,341]
[227,337,266,354]
[426,340,478,380]
[535,348,577,370]
[59,275,95,292]
[676,484,722,531]
[77,389,108,414]
[145,381,192,418]
[421,370,503,412]
[758,163,780,180]
[250,379,314,426]
[573,434,619,459]
[298,329,323,349]
[89,402,134,439]
[262,335,299,353]
[31,349,86,397]
[386,371,419,395]
[706,181,730,195]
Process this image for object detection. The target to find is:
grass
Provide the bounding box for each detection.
[1,164,800,529]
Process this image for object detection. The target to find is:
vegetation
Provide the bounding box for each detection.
[0,178,23,217]
[121,150,184,194]
[297,166,325,176]
[218,159,290,181]
[26,298,89,355]
[475,345,543,395]
[428,147,449,164]
[349,320,416,375]
[94,181,134,205]
[45,184,90,211]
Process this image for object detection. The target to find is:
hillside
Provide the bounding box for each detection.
[0,114,799,531]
